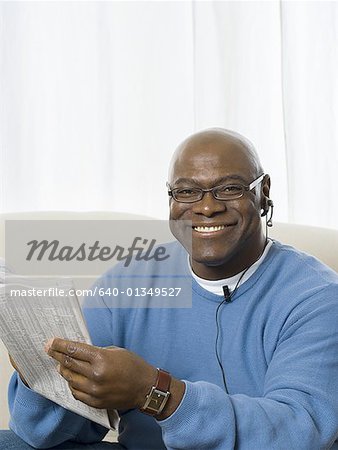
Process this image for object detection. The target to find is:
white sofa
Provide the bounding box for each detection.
[1,211,337,431]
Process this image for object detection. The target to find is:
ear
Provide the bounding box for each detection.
[260,175,271,216]
[262,174,271,198]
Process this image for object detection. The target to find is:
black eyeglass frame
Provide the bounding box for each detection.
[167,174,265,203]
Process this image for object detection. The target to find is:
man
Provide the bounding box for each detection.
[3,129,338,449]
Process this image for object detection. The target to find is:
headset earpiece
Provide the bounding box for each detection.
[261,199,274,226]
[266,199,274,227]
[261,199,272,217]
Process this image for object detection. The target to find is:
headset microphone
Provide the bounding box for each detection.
[222,285,231,303]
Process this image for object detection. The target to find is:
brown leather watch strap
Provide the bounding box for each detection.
[156,369,171,392]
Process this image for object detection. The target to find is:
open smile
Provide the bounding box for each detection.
[192,224,235,233]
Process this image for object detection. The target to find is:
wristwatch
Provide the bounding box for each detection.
[140,368,171,416]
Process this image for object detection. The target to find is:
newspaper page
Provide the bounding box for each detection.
[0,275,115,430]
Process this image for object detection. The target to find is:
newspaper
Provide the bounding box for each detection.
[0,273,116,430]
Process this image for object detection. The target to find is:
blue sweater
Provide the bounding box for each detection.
[8,241,338,449]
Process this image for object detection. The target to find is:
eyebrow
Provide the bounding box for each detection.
[171,175,247,187]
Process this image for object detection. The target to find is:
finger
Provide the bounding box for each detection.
[68,385,103,409]
[59,366,108,401]
[49,350,92,377]
[45,337,100,363]
[57,365,93,393]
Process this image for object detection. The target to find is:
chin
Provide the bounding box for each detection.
[191,252,229,267]
[191,241,236,263]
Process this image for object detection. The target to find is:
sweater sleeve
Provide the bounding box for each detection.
[158,291,338,450]
[8,374,108,449]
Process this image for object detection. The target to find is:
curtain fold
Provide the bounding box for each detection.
[1,1,337,228]
[280,1,338,228]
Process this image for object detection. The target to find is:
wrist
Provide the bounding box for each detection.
[156,378,185,421]
[136,365,158,409]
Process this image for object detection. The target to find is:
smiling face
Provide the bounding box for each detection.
[168,129,270,280]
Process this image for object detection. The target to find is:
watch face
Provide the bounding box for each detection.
[143,387,170,414]
[148,390,166,410]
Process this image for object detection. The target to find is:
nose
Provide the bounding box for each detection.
[192,192,227,217]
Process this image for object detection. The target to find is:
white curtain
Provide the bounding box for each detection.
[1,1,337,229]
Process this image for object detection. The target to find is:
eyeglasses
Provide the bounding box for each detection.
[167,174,265,203]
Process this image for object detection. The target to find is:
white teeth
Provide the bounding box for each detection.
[193,225,225,233]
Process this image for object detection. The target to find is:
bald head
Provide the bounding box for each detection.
[168,128,263,184]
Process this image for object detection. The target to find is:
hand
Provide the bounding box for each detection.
[8,354,29,387]
[44,337,157,410]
